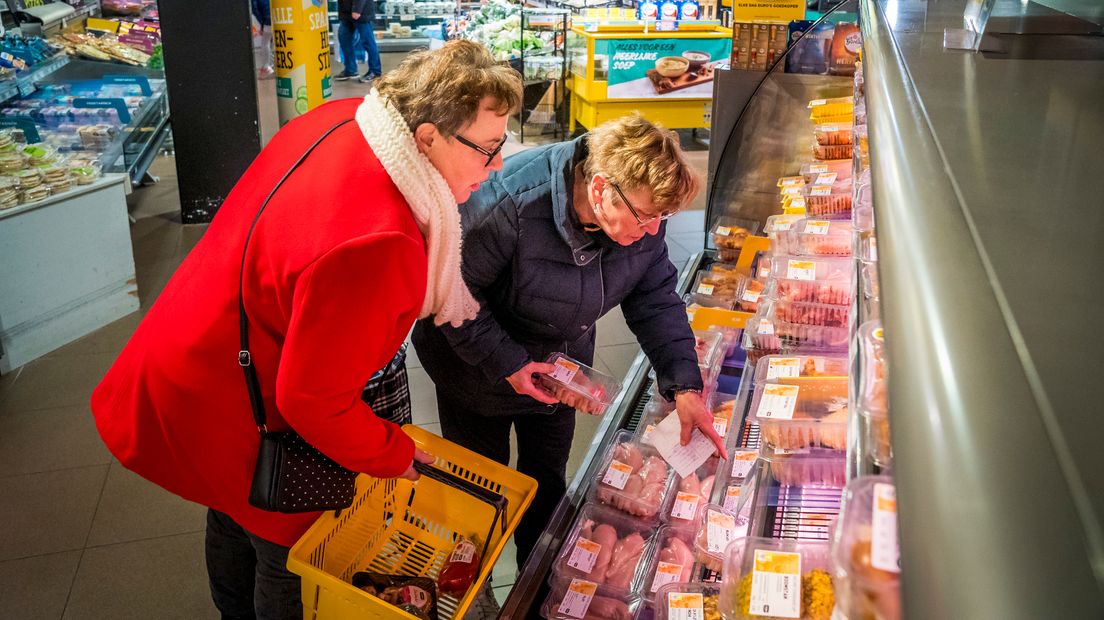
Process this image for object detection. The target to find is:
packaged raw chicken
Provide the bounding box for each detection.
[751,252,772,282]
[710,217,757,262]
[591,431,675,520]
[708,393,738,441]
[542,576,642,620]
[747,303,850,351]
[694,330,726,387]
[735,277,766,312]
[633,397,674,447]
[712,326,742,358]
[800,159,852,184]
[831,476,901,620]
[761,445,846,487]
[539,353,623,416]
[554,503,657,590]
[693,504,748,573]
[640,527,698,604]
[720,537,837,620]
[780,219,853,257]
[753,355,849,384]
[749,377,849,450]
[654,582,721,620]
[665,458,719,528]
[858,321,891,465]
[764,214,805,252]
[690,270,741,310]
[711,448,758,515]
[813,122,853,146]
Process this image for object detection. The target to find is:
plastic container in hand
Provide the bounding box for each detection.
[720,537,837,620]
[539,353,623,416]
[813,122,853,146]
[654,582,721,620]
[665,458,720,528]
[590,430,676,520]
[761,445,846,487]
[831,476,901,620]
[553,503,659,590]
[693,503,749,573]
[542,576,642,620]
[641,527,699,605]
[781,219,853,257]
[753,355,849,384]
[709,392,739,442]
[710,217,757,262]
[748,377,849,450]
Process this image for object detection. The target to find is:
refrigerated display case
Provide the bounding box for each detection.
[502,0,1104,617]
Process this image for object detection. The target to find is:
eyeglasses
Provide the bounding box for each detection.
[454,133,509,167]
[609,181,678,227]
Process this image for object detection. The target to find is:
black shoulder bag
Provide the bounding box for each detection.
[240,119,360,513]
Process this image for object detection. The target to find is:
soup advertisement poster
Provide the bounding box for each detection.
[604,38,731,99]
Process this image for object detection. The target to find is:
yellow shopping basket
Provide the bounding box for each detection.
[288,425,538,620]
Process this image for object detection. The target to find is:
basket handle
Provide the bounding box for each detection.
[413,461,509,574]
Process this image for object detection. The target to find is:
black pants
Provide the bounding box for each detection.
[205,509,302,620]
[436,388,576,570]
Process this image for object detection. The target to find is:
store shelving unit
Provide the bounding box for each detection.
[517,7,568,141]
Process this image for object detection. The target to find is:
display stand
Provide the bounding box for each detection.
[518,8,569,141]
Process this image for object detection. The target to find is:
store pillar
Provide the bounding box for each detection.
[272,0,333,125]
[158,0,262,224]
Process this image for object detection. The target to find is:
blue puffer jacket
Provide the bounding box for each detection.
[412,137,703,415]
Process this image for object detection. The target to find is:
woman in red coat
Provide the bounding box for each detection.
[90,41,521,620]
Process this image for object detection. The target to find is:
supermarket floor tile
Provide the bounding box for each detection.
[0,465,108,562]
[0,403,113,478]
[44,312,141,360]
[596,305,637,348]
[63,532,218,620]
[0,550,82,620]
[408,365,440,427]
[568,411,606,479]
[85,462,207,548]
[0,351,116,416]
[595,343,642,383]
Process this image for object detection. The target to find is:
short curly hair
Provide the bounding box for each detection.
[375,40,523,137]
[583,113,701,213]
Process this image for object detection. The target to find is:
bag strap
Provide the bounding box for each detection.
[238,118,355,433]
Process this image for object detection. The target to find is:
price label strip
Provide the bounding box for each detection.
[602,460,633,490]
[787,259,817,281]
[697,283,715,295]
[713,415,729,438]
[804,220,831,235]
[670,492,699,521]
[814,172,838,185]
[668,592,705,620]
[567,537,602,574]
[748,549,802,618]
[871,482,901,573]
[651,561,685,592]
[723,485,741,512]
[756,384,800,420]
[766,357,801,379]
[550,357,580,384]
[558,579,598,619]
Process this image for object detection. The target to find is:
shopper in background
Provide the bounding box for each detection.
[90,41,521,620]
[251,0,275,79]
[335,0,382,82]
[413,113,727,569]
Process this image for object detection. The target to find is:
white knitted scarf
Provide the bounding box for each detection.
[355,90,479,327]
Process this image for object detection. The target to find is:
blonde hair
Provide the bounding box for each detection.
[375,40,523,137]
[584,114,701,213]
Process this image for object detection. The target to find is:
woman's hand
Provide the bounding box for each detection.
[398,448,436,481]
[506,361,560,405]
[674,390,728,460]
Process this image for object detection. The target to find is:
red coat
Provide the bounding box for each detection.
[92,98,424,546]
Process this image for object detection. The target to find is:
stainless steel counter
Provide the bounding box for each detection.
[861,0,1104,616]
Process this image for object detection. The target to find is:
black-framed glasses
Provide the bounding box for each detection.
[454,133,508,167]
[610,181,678,227]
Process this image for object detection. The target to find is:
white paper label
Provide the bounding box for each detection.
[449,539,476,564]
[558,579,597,619]
[602,460,633,490]
[550,357,580,384]
[723,485,742,512]
[781,185,802,196]
[642,423,656,444]
[870,237,878,261]
[787,259,817,281]
[706,509,738,554]
[756,384,800,420]
[766,357,802,379]
[715,225,732,237]
[871,482,901,573]
[787,198,806,210]
[651,411,716,478]
[809,186,832,197]
[809,98,827,107]
[713,415,729,438]
[567,537,601,574]
[804,220,831,235]
[757,319,775,336]
[809,163,829,173]
[742,288,762,304]
[772,219,793,232]
[697,283,715,295]
[815,172,838,185]
[651,561,684,592]
[730,449,758,478]
[779,176,804,186]
[748,550,801,618]
[668,592,705,620]
[671,492,699,521]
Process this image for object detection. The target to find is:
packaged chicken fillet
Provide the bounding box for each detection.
[748,377,850,450]
[542,576,642,620]
[641,527,700,605]
[591,431,676,520]
[665,458,720,528]
[553,503,659,591]
[693,503,749,573]
[540,353,623,416]
[760,445,847,487]
[753,355,849,384]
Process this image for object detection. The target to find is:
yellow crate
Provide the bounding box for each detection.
[288,425,538,620]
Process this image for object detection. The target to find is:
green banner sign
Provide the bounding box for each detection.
[606,37,731,99]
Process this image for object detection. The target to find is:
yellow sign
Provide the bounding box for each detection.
[730,0,804,23]
[272,0,332,124]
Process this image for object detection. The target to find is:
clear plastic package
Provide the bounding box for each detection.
[761,445,846,487]
[748,377,849,450]
[772,299,850,328]
[693,503,749,573]
[653,582,721,620]
[590,430,676,520]
[735,277,766,313]
[808,95,854,122]
[861,405,892,468]
[712,448,758,514]
[812,142,854,161]
[831,476,900,620]
[804,188,852,218]
[641,527,699,604]
[690,270,743,309]
[539,353,623,415]
[13,167,44,189]
[542,576,642,620]
[720,537,837,620]
[710,217,757,262]
[634,397,675,447]
[858,321,886,413]
[665,458,720,528]
[0,150,24,173]
[800,160,852,184]
[770,277,854,307]
[861,261,880,302]
[813,122,853,146]
[747,304,850,351]
[764,214,804,249]
[753,355,849,384]
[781,219,853,257]
[553,503,659,590]
[740,456,841,541]
[694,329,726,386]
[769,254,853,282]
[712,325,741,358]
[709,392,738,441]
[0,176,19,209]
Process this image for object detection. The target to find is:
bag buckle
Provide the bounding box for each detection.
[238,350,251,367]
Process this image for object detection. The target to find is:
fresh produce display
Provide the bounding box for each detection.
[458,0,558,62]
[437,537,481,597]
[539,353,622,415]
[831,477,901,620]
[554,503,656,590]
[591,432,674,519]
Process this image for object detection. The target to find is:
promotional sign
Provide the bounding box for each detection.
[730,0,804,22]
[606,37,731,99]
[272,0,332,124]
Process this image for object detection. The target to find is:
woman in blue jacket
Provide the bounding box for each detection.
[412,114,726,570]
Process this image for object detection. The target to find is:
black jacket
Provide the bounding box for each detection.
[412,137,703,415]
[337,0,374,21]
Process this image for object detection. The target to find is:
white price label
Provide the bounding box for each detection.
[558,579,597,619]
[697,283,715,295]
[809,98,827,107]
[778,176,804,187]
[787,259,817,281]
[772,219,794,232]
[550,357,580,384]
[871,482,901,573]
[730,450,758,478]
[642,423,657,445]
[809,186,833,197]
[713,415,729,438]
[809,164,829,173]
[757,319,775,336]
[706,509,738,554]
[815,172,838,185]
[869,237,878,261]
[668,592,705,620]
[781,185,802,196]
[670,492,699,521]
[748,549,801,618]
[723,485,742,512]
[651,561,685,592]
[449,539,476,564]
[567,537,601,574]
[766,357,802,379]
[804,220,831,235]
[715,225,732,237]
[742,288,762,304]
[756,384,800,420]
[602,460,633,490]
[787,198,806,212]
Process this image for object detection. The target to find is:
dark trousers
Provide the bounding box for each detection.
[337,17,381,77]
[205,509,302,620]
[436,388,576,571]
